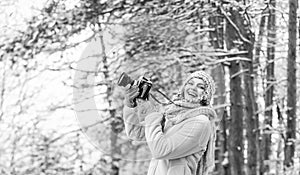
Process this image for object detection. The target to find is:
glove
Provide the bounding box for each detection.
[124,85,139,108]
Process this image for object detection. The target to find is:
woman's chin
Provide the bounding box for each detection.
[184,95,200,103]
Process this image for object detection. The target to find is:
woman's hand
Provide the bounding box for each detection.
[124,85,139,108]
[138,95,160,117]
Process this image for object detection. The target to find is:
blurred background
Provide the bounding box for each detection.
[0,0,299,174]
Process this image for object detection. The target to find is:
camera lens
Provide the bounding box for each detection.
[117,72,133,87]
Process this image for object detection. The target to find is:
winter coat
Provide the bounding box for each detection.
[123,100,216,175]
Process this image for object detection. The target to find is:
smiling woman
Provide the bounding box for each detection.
[122,70,218,175]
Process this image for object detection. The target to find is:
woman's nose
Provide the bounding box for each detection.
[190,85,197,91]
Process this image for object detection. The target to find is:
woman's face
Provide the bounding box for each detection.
[183,77,206,103]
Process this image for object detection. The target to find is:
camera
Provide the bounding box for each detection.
[117,72,152,100]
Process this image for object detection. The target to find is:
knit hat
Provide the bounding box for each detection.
[180,71,216,105]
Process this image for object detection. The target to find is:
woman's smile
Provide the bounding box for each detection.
[187,89,198,97]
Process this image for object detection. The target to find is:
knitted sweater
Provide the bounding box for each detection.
[123,100,217,175]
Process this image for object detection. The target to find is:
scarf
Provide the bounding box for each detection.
[163,99,218,175]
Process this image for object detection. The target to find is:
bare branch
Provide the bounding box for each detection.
[219,6,252,44]
[49,117,110,144]
[0,56,7,121]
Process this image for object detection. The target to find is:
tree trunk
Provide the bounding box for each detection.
[253,7,268,175]
[224,1,258,174]
[225,6,245,174]
[284,0,297,168]
[99,28,120,175]
[276,104,284,175]
[239,15,257,175]
[221,111,230,175]
[208,8,228,175]
[243,39,258,175]
[262,1,276,173]
[254,8,267,69]
[228,56,244,175]
[253,6,268,175]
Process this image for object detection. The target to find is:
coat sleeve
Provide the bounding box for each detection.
[144,113,212,160]
[123,98,162,141]
[123,106,146,141]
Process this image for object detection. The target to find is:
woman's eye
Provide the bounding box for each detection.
[197,85,205,89]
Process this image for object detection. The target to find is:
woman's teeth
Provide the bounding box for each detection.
[188,90,197,97]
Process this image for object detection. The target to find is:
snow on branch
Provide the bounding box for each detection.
[219,6,252,44]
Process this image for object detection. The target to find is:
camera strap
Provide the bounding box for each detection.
[150,89,189,108]
[149,92,172,106]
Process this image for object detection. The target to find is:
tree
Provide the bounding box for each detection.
[208,4,228,174]
[253,4,268,175]
[284,0,297,168]
[262,0,276,173]
[223,4,246,175]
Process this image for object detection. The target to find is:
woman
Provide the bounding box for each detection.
[122,71,218,175]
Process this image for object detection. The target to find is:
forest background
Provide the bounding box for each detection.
[0,0,299,175]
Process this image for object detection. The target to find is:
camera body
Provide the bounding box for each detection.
[117,72,152,100]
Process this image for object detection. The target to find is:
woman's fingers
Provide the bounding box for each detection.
[128,90,139,99]
[125,85,139,100]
